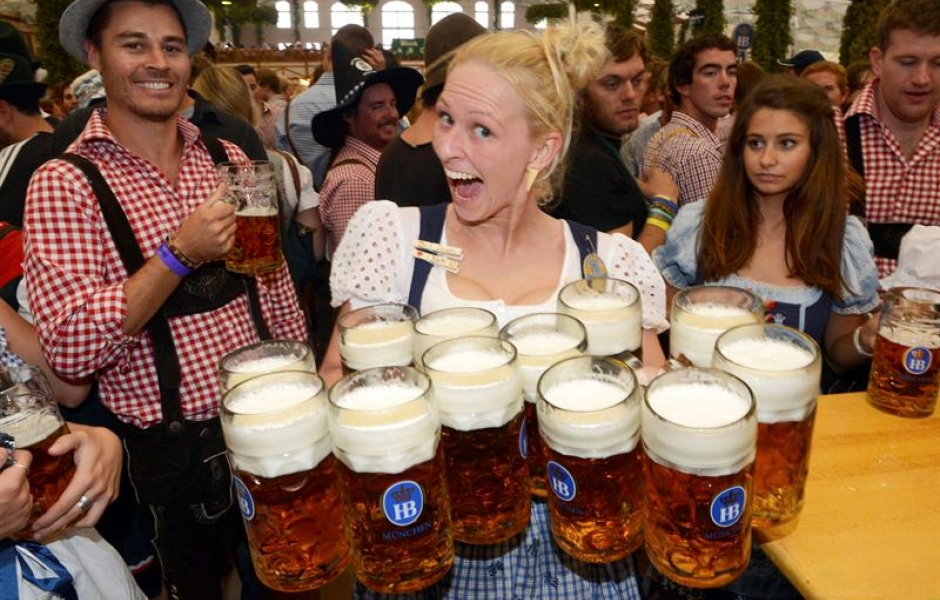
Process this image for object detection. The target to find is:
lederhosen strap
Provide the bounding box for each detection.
[59,140,270,433]
[845,113,913,261]
[407,204,599,311]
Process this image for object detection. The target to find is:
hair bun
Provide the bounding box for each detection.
[541,17,609,93]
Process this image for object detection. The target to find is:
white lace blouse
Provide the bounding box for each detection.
[330,201,669,332]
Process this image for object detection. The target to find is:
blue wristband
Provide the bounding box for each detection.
[156,242,193,278]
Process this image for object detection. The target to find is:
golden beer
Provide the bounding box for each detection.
[499,313,587,496]
[642,368,757,588]
[226,206,283,274]
[329,367,454,593]
[713,324,821,528]
[20,421,75,527]
[538,356,644,563]
[221,371,348,591]
[424,336,528,544]
[868,288,940,418]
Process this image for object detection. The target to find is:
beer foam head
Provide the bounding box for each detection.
[222,376,331,478]
[416,310,495,336]
[511,330,582,356]
[426,347,523,430]
[0,412,63,448]
[643,374,757,473]
[235,204,277,217]
[539,378,639,458]
[716,336,820,420]
[340,320,415,370]
[329,381,439,474]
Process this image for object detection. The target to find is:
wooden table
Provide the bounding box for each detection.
[757,392,940,600]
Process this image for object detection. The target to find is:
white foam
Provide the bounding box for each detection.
[426,348,509,373]
[539,378,639,458]
[223,354,314,389]
[670,304,762,367]
[720,338,815,371]
[511,331,584,402]
[235,205,277,217]
[426,349,523,430]
[881,325,940,348]
[340,320,415,370]
[642,381,757,473]
[329,384,439,474]
[0,412,62,448]
[413,314,498,368]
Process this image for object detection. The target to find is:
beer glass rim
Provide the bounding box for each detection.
[217,160,274,172]
[328,366,431,411]
[537,355,638,413]
[414,306,497,334]
[422,336,516,376]
[714,323,819,373]
[673,285,764,314]
[219,339,312,373]
[643,367,756,431]
[882,286,940,310]
[558,277,640,308]
[222,369,325,416]
[338,303,420,331]
[497,312,588,353]
[0,365,44,388]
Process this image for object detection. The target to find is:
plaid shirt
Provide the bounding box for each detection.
[642,111,727,206]
[845,80,940,276]
[258,101,283,150]
[319,136,380,256]
[23,111,306,428]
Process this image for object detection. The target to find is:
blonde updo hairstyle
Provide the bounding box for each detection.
[447,17,609,204]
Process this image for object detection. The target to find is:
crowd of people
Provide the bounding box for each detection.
[0,0,937,598]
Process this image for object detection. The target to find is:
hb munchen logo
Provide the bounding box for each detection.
[234,477,255,521]
[904,347,933,376]
[383,480,424,526]
[547,461,577,502]
[710,485,745,528]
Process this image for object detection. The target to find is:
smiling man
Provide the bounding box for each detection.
[643,33,737,207]
[23,1,306,598]
[844,0,940,277]
[312,39,422,256]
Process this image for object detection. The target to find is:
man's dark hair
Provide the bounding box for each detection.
[257,68,281,93]
[605,23,649,64]
[234,64,256,77]
[332,24,374,58]
[877,0,940,50]
[668,33,736,106]
[88,0,186,50]
[0,95,41,116]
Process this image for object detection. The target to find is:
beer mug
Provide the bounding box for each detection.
[412,307,498,370]
[219,161,283,275]
[670,285,765,367]
[558,278,642,357]
[499,313,587,496]
[338,303,418,373]
[219,339,315,391]
[642,368,757,588]
[713,324,821,528]
[537,356,644,563]
[423,336,528,544]
[867,287,940,418]
[221,370,348,591]
[0,366,76,531]
[328,367,453,593]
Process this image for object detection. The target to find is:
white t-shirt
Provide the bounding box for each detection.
[330,201,669,331]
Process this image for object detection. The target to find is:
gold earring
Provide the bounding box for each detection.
[525,167,539,192]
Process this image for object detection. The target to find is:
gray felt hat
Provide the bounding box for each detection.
[59,0,211,64]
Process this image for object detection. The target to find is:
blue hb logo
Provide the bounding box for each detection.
[519,416,528,459]
[904,347,933,375]
[547,461,577,502]
[710,486,745,528]
[234,477,255,520]
[382,480,424,526]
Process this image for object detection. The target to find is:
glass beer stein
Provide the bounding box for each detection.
[499,313,587,497]
[867,287,940,418]
[0,367,76,534]
[221,370,348,591]
[412,307,498,370]
[218,161,283,275]
[642,368,757,588]
[713,324,821,528]
[558,278,642,357]
[328,367,454,593]
[423,336,528,544]
[219,339,315,391]
[338,303,418,373]
[537,356,644,563]
[670,286,765,367]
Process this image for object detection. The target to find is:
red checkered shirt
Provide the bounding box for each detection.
[258,100,283,150]
[318,136,380,256]
[23,110,307,428]
[845,80,940,276]
[642,110,728,206]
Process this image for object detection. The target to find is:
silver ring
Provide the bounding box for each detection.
[10,460,28,472]
[75,494,93,513]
